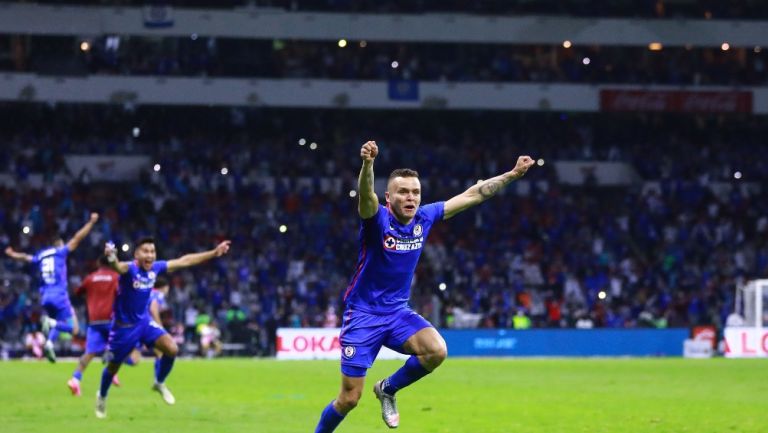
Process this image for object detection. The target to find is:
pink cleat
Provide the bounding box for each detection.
[112,374,121,387]
[67,378,82,397]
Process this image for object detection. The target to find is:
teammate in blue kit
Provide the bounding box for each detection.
[5,213,100,362]
[95,237,231,419]
[148,276,171,382]
[314,141,535,432]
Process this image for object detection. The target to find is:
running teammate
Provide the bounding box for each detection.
[95,237,231,418]
[5,213,100,362]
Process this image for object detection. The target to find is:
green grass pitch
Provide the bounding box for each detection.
[1,358,766,433]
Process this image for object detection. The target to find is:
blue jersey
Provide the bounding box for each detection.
[149,289,167,310]
[113,260,168,325]
[31,245,69,301]
[343,202,444,314]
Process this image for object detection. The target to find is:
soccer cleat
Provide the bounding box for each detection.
[67,378,81,396]
[95,392,107,419]
[373,380,400,428]
[43,340,56,363]
[152,382,176,405]
[112,374,121,387]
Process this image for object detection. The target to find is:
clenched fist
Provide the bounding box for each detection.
[360,141,378,162]
[511,155,536,179]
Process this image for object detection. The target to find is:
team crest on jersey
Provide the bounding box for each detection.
[148,271,156,279]
[413,224,423,237]
[383,236,397,250]
[342,346,356,359]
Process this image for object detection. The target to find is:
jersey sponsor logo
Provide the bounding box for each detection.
[383,234,424,251]
[342,345,356,359]
[383,236,397,250]
[132,278,155,289]
[413,224,423,236]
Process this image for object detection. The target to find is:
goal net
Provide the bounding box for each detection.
[724,279,768,357]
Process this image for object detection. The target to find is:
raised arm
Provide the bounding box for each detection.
[358,140,379,219]
[66,213,100,252]
[104,242,130,274]
[5,247,33,263]
[167,240,231,273]
[444,155,535,220]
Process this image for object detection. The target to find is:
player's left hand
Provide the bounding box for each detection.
[214,240,231,257]
[511,155,535,179]
[90,213,99,223]
[4,246,13,256]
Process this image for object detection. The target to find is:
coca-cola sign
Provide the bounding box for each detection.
[601,89,752,113]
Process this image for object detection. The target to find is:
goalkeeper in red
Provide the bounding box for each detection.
[314,141,535,431]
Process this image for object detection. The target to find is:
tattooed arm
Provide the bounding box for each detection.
[358,141,380,219]
[443,156,535,220]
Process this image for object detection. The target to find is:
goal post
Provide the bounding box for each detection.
[724,279,768,358]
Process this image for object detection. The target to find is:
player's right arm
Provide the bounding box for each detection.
[66,213,99,252]
[4,247,33,263]
[104,242,130,274]
[358,140,379,219]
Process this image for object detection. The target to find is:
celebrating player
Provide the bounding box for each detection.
[314,141,535,432]
[5,213,100,362]
[67,256,140,396]
[95,237,231,418]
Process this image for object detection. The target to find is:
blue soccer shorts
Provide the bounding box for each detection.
[105,319,167,364]
[339,307,432,377]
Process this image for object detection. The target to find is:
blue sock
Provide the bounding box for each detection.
[124,356,136,366]
[154,357,161,380]
[156,355,175,383]
[48,329,60,342]
[314,400,345,433]
[382,355,430,395]
[73,370,83,381]
[99,368,114,398]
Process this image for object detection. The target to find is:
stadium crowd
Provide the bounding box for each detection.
[4,35,767,86]
[1,106,766,357]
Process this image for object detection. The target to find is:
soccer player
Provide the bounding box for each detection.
[314,141,535,432]
[67,256,140,396]
[5,212,100,362]
[95,237,231,419]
